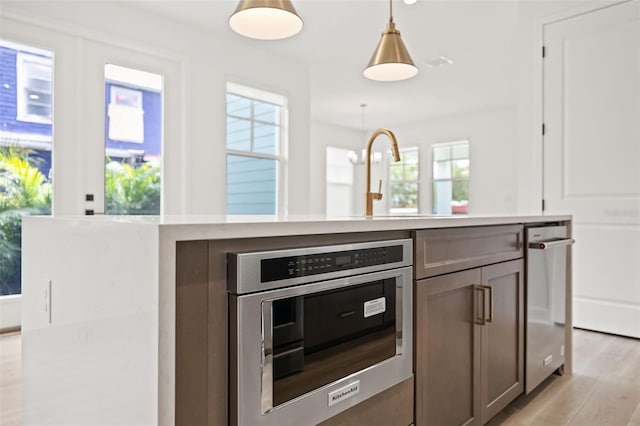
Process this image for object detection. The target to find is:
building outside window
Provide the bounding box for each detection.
[16,51,53,124]
[432,140,469,215]
[389,147,419,214]
[226,82,287,215]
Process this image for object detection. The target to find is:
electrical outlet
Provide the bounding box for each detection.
[44,280,52,323]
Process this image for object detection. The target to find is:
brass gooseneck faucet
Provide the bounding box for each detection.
[365,128,401,216]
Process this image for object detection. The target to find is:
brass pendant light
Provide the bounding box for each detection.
[364,0,418,81]
[229,0,303,40]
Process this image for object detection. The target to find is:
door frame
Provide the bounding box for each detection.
[533,0,633,213]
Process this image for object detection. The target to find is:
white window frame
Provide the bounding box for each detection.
[388,146,420,214]
[225,82,288,215]
[16,51,53,124]
[431,140,470,215]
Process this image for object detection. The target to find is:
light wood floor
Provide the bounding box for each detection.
[1,329,638,426]
[488,329,640,426]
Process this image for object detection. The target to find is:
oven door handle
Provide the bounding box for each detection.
[261,300,274,414]
[528,238,575,250]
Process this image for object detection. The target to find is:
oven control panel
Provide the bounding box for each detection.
[261,245,404,283]
[228,239,412,294]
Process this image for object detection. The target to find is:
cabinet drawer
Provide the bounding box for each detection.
[414,225,523,279]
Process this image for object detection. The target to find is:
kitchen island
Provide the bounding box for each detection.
[21,214,572,426]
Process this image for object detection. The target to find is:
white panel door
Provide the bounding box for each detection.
[543,0,640,337]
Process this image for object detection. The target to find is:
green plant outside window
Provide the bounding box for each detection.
[0,146,52,295]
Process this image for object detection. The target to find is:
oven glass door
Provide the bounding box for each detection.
[263,276,400,409]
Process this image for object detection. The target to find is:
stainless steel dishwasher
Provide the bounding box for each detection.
[525,225,574,394]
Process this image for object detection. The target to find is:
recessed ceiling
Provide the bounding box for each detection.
[129,0,520,130]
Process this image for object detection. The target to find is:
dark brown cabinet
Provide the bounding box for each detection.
[415,268,482,426]
[414,226,524,426]
[479,260,524,423]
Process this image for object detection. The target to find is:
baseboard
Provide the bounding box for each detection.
[0,295,21,332]
[574,297,640,339]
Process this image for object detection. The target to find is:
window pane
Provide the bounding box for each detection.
[104,64,163,215]
[433,146,450,161]
[227,116,251,151]
[226,93,251,118]
[227,155,276,214]
[254,100,277,124]
[432,181,453,215]
[253,121,277,155]
[404,163,419,181]
[391,183,418,209]
[0,41,54,296]
[452,180,469,203]
[326,148,354,185]
[433,160,451,179]
[453,159,470,178]
[390,164,404,181]
[402,148,419,164]
[326,147,354,216]
[452,143,469,160]
[226,84,285,216]
[452,180,469,214]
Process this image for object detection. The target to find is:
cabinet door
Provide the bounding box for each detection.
[415,269,482,426]
[480,259,524,423]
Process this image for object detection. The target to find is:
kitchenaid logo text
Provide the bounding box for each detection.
[328,381,360,406]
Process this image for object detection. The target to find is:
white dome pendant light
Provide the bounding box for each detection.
[364,0,418,81]
[229,0,303,40]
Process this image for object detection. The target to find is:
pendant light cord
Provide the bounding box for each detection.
[361,104,367,132]
[389,0,394,23]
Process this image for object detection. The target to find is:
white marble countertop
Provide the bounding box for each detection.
[32,213,572,241]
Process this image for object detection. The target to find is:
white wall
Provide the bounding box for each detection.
[394,107,519,215]
[0,1,311,216]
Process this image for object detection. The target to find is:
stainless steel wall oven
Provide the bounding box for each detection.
[228,239,413,426]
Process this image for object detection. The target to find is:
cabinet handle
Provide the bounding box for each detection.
[474,286,486,325]
[481,285,493,323]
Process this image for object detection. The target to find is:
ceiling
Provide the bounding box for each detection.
[130,0,520,130]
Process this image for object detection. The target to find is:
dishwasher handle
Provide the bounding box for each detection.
[528,238,575,250]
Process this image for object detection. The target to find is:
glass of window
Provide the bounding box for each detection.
[432,141,469,215]
[389,147,419,214]
[225,84,286,215]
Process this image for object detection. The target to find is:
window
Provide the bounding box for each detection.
[0,41,54,297]
[389,147,419,214]
[16,51,53,124]
[326,147,355,216]
[226,83,286,215]
[104,64,163,215]
[432,141,469,215]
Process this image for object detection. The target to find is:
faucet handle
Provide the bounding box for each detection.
[374,180,383,200]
